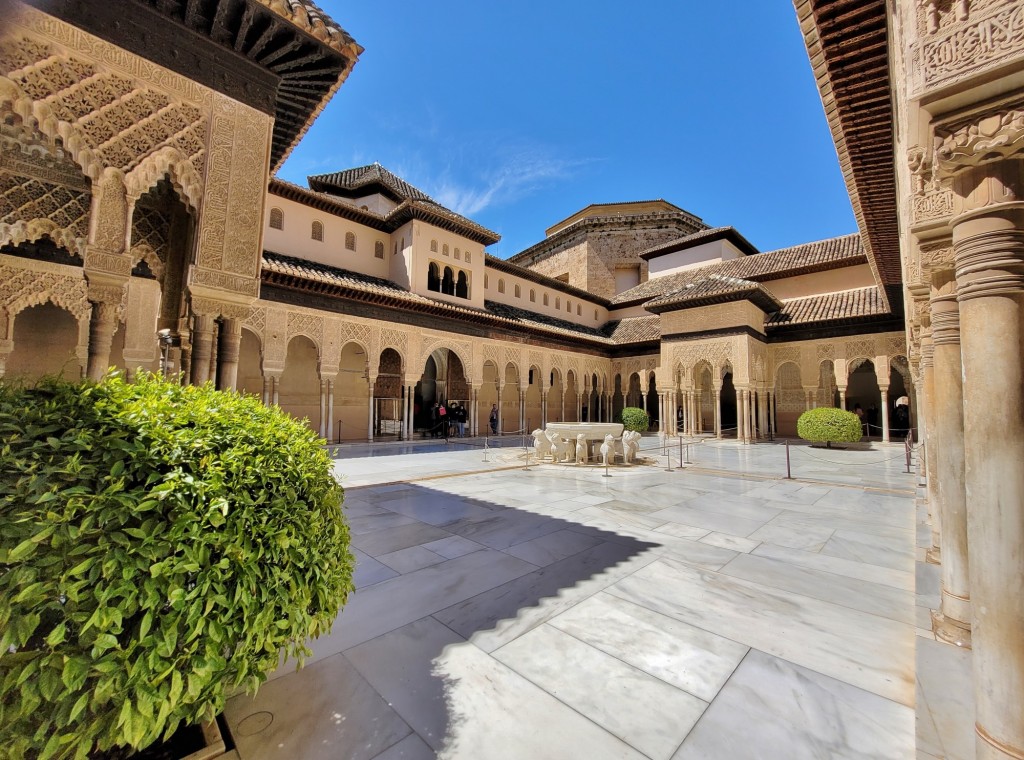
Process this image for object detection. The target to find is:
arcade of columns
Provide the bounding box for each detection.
[902,107,1024,760]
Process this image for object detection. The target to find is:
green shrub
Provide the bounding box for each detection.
[0,373,354,759]
[797,406,862,447]
[619,407,650,433]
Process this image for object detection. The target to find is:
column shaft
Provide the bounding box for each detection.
[216,318,242,392]
[189,315,216,385]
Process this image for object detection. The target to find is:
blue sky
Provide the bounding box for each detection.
[278,1,857,259]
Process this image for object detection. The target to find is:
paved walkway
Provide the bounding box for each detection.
[225,438,920,759]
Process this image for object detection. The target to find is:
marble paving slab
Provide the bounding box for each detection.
[225,654,412,760]
[435,540,659,653]
[719,552,916,625]
[672,649,914,759]
[822,528,913,572]
[606,556,915,706]
[547,592,748,702]
[751,542,912,591]
[494,623,708,760]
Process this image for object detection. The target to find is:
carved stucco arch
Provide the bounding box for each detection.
[0,218,83,258]
[240,324,263,353]
[124,145,202,212]
[375,344,406,375]
[420,341,472,386]
[285,331,321,361]
[129,242,163,280]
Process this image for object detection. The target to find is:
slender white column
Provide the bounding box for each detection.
[879,386,890,443]
[714,390,721,439]
[327,379,335,443]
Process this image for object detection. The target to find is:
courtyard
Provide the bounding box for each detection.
[222,437,961,760]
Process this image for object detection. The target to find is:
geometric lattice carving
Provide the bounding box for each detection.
[129,202,170,263]
[287,311,323,346]
[1,37,209,177]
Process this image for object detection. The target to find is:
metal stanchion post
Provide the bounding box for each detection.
[678,436,683,469]
[904,436,912,473]
[523,433,530,471]
[665,445,675,472]
[684,443,692,465]
[785,438,792,479]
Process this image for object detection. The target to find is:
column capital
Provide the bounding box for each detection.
[930,294,961,346]
[936,107,1024,177]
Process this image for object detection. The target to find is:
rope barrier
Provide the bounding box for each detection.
[787,446,913,466]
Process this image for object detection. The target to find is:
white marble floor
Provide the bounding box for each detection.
[225,439,926,759]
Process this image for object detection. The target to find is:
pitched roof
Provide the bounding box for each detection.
[269,176,500,245]
[639,227,759,260]
[601,316,662,344]
[767,286,887,327]
[484,255,611,307]
[612,233,866,306]
[308,163,433,203]
[644,274,783,314]
[260,252,612,345]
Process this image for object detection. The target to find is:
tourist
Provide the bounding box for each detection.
[489,404,498,435]
[438,402,447,438]
[454,402,467,437]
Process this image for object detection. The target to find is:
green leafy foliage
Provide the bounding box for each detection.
[0,373,354,759]
[618,407,650,433]
[797,406,862,444]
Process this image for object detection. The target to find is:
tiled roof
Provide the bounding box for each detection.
[644,274,783,314]
[612,233,866,306]
[260,252,611,345]
[269,176,500,245]
[308,163,433,202]
[483,302,610,342]
[484,255,611,306]
[601,316,662,344]
[639,227,759,260]
[767,286,887,327]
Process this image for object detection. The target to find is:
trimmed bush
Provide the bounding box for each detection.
[619,407,650,433]
[0,373,354,759]
[797,406,862,447]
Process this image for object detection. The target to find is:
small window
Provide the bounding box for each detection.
[443,244,450,257]
[543,293,549,306]
[345,231,356,251]
[577,304,581,316]
[465,251,471,263]
[566,300,571,312]
[375,241,384,259]
[455,248,461,261]
[498,279,505,294]
[311,220,324,242]
[393,242,398,256]
[431,240,438,252]
[485,275,489,288]
[530,289,536,302]
[594,308,598,320]
[515,284,521,298]
[555,297,560,310]
[269,207,283,230]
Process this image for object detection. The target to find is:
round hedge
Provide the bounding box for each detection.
[0,373,354,759]
[797,406,862,445]
[619,407,650,433]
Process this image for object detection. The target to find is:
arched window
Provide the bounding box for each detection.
[345,231,356,251]
[269,208,283,230]
[594,308,598,320]
[427,262,441,292]
[456,271,469,299]
[543,293,549,306]
[484,275,489,289]
[577,304,582,316]
[514,284,521,298]
[393,242,398,256]
[530,289,536,303]
[430,239,438,252]
[400,237,405,252]
[311,220,324,241]
[465,251,471,263]
[443,243,450,257]
[375,241,385,259]
[442,266,455,296]
[555,297,561,310]
[566,300,571,312]
[498,279,505,294]
[454,247,460,260]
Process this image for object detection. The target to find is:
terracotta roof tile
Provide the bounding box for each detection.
[639,226,759,260]
[601,316,661,344]
[261,252,611,344]
[768,286,887,327]
[308,163,433,202]
[644,274,783,314]
[612,233,866,306]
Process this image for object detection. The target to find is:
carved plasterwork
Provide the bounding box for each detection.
[286,311,323,347]
[0,256,90,340]
[189,267,260,298]
[915,2,1024,93]
[907,147,955,227]
[936,106,1024,174]
[195,96,270,278]
[919,241,955,279]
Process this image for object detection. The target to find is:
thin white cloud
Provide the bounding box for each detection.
[430,150,589,216]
